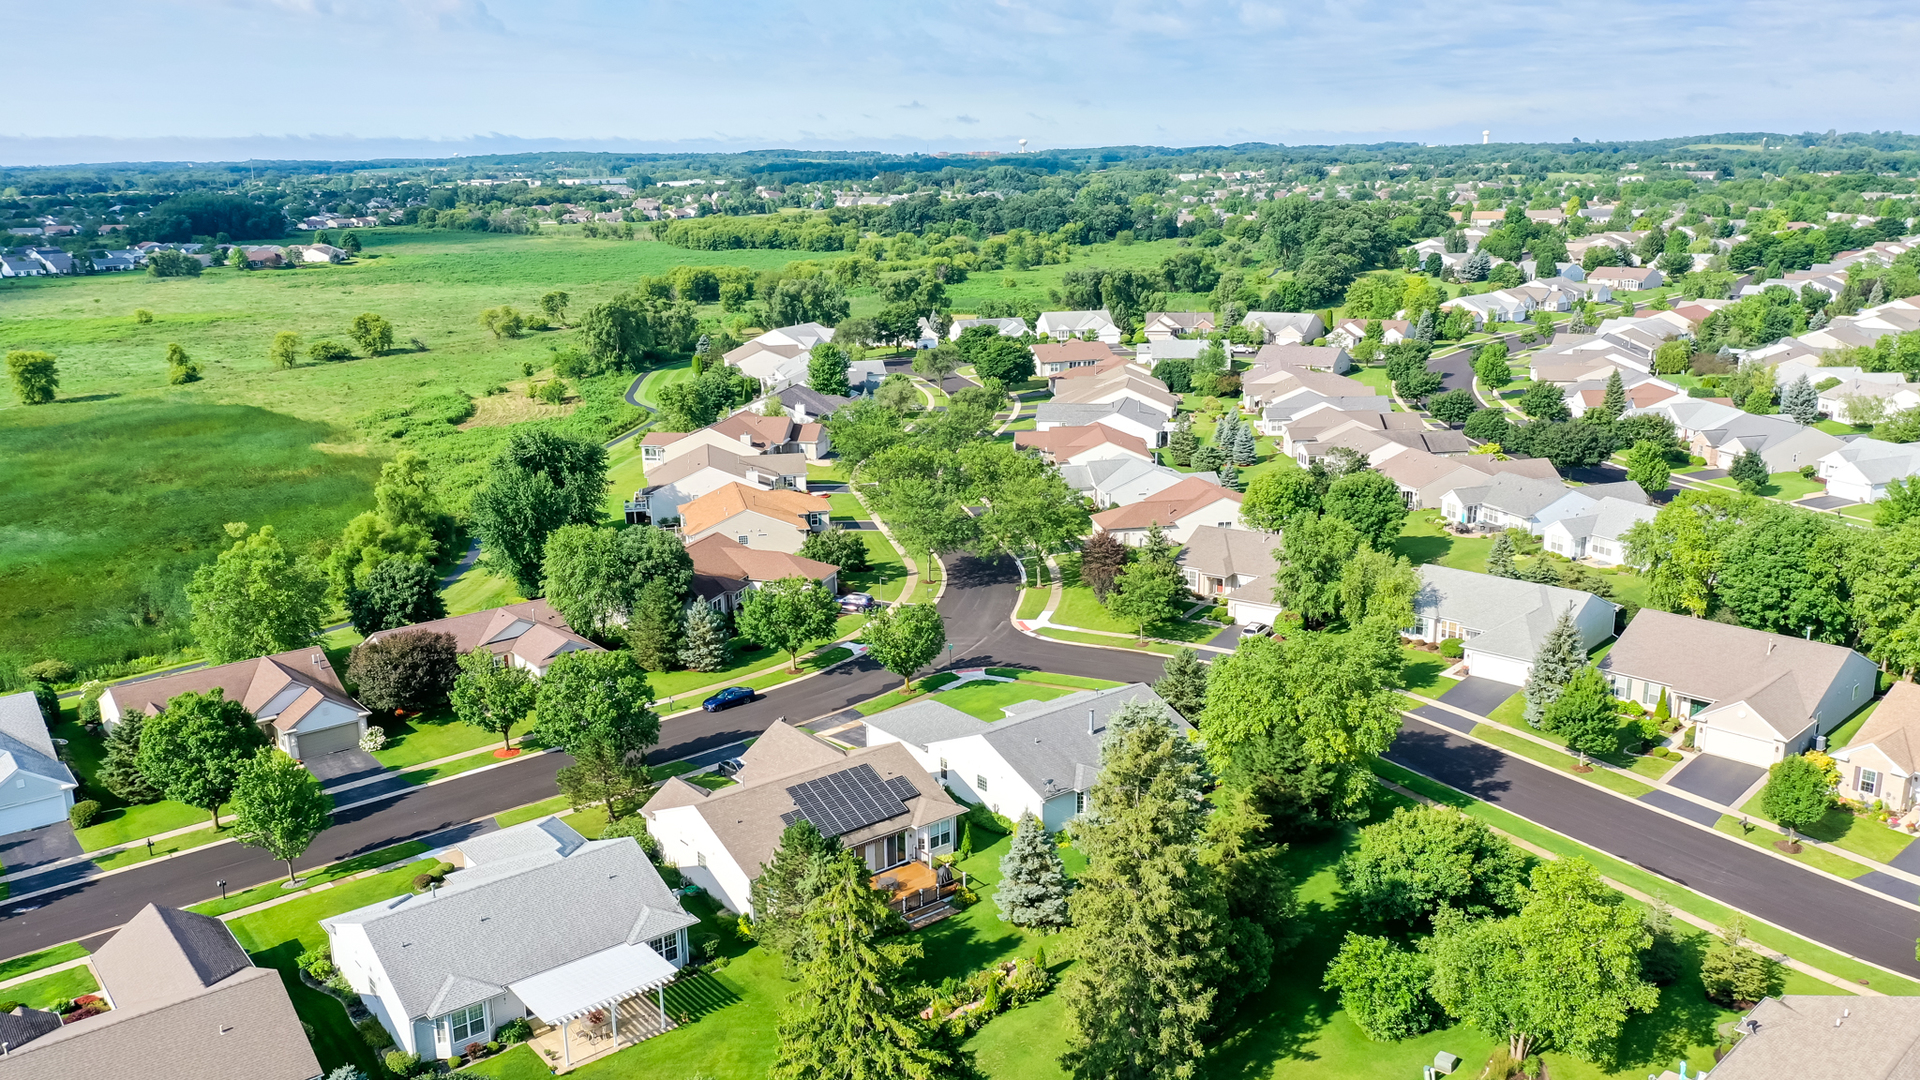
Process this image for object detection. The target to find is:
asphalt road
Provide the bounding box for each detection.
[1387,718,1920,980]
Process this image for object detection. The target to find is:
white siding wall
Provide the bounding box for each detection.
[646,805,756,916]
[924,735,1044,822]
[1462,651,1531,687]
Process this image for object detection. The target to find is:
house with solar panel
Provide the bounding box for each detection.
[641,721,967,922]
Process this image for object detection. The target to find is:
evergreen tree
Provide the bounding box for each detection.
[1217,463,1242,492]
[626,579,686,672]
[1414,310,1435,342]
[1522,607,1586,727]
[1230,422,1258,466]
[1065,700,1231,1080]
[750,821,843,971]
[98,714,163,804]
[1729,448,1770,494]
[1599,370,1627,419]
[1540,666,1621,761]
[996,812,1071,928]
[1165,426,1198,467]
[1154,648,1209,720]
[679,597,731,672]
[770,851,954,1080]
[1486,531,1518,578]
[1781,373,1821,425]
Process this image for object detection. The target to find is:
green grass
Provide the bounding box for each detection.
[635,359,694,410]
[495,794,572,829]
[1015,587,1050,621]
[649,644,854,710]
[0,964,100,1011]
[985,669,1125,690]
[1034,626,1184,656]
[1478,691,1677,781]
[74,798,219,852]
[839,529,912,603]
[1827,698,1880,748]
[371,705,534,768]
[807,460,851,483]
[1399,646,1461,696]
[1376,758,1920,995]
[1467,723,1656,797]
[439,563,527,616]
[49,707,230,850]
[827,492,866,520]
[855,672,966,715]
[932,680,1073,721]
[1392,512,1496,572]
[398,745,533,786]
[88,821,232,869]
[1712,814,1872,879]
[187,840,432,917]
[0,943,88,984]
[604,435,649,521]
[1733,793,1916,866]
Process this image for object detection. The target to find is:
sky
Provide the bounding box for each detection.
[7,0,1920,166]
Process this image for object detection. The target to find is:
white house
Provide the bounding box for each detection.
[1091,476,1243,545]
[1035,310,1120,343]
[723,322,836,390]
[1031,398,1172,446]
[1440,473,1650,535]
[99,647,371,761]
[863,684,1187,830]
[0,692,78,836]
[624,444,809,525]
[638,412,829,466]
[642,721,965,917]
[1409,565,1617,686]
[1600,609,1879,768]
[1241,311,1326,345]
[1819,438,1920,503]
[1538,496,1658,566]
[324,818,697,1065]
[948,316,1028,340]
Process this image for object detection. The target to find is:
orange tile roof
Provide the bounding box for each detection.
[681,482,830,537]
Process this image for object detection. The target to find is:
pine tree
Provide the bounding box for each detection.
[1486,531,1518,578]
[1868,279,1888,307]
[1652,688,1671,730]
[1064,700,1230,1080]
[1154,647,1209,720]
[1217,463,1242,492]
[1729,448,1770,494]
[1214,414,1232,447]
[1415,310,1435,342]
[1231,422,1258,466]
[1166,426,1198,467]
[98,714,164,804]
[996,812,1071,928]
[1600,369,1627,418]
[750,821,842,972]
[1781,373,1821,425]
[1523,606,1587,727]
[770,852,955,1080]
[679,597,730,672]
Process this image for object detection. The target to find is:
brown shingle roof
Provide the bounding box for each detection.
[680,483,830,538]
[686,533,837,584]
[363,600,600,669]
[1031,340,1122,368]
[710,412,800,451]
[643,445,807,489]
[1839,681,1920,777]
[105,647,363,733]
[1013,425,1154,462]
[1092,477,1241,531]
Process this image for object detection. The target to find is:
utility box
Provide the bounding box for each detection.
[1433,1052,1462,1075]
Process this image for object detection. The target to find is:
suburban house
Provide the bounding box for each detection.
[1307,424,1474,467]
[1327,318,1410,351]
[1375,450,1561,510]
[639,412,829,466]
[1035,310,1121,343]
[1816,377,1920,425]
[1638,399,1844,473]
[756,385,850,425]
[1440,472,1650,535]
[1047,368,1180,416]
[1409,565,1617,686]
[624,444,809,525]
[1141,311,1215,340]
[686,534,838,613]
[1249,342,1354,374]
[1563,374,1684,417]
[1059,456,1209,508]
[1538,497,1658,566]
[679,483,831,553]
[1176,525,1281,623]
[1258,393,1397,437]
[1031,340,1126,380]
[1032,398,1172,446]
[1091,476,1243,545]
[1585,265,1664,291]
[1014,424,1156,466]
[1830,681,1920,813]
[363,600,601,678]
[99,646,370,761]
[1279,410,1429,460]
[723,322,836,390]
[1706,996,1920,1080]
[1242,366,1371,413]
[0,903,322,1080]
[642,721,965,918]
[324,817,698,1067]
[864,684,1186,830]
[1599,609,1879,768]
[1817,438,1920,503]
[947,316,1028,340]
[1241,311,1326,345]
[0,691,78,836]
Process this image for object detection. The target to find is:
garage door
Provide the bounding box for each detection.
[296,722,362,758]
[1464,651,1530,687]
[0,795,70,837]
[1694,725,1779,769]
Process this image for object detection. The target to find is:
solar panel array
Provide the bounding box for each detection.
[780,763,917,837]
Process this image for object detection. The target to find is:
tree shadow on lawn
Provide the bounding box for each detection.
[1391,533,1453,567]
[1612,932,1737,1075]
[252,942,384,1077]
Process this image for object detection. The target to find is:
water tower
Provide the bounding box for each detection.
[1019,139,1028,153]
[1482,130,1490,145]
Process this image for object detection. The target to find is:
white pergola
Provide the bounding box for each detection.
[508,942,678,1067]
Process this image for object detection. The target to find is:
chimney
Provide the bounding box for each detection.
[740,432,754,446]
[1088,708,1096,735]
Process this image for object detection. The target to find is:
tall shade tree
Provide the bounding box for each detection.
[1759,753,1835,845]
[1338,547,1420,629]
[750,821,844,972]
[1621,488,1744,618]
[469,430,610,595]
[229,750,334,883]
[447,649,538,753]
[187,523,329,664]
[1623,440,1672,498]
[328,450,446,593]
[1716,505,1854,643]
[807,342,851,396]
[1064,700,1229,1080]
[345,557,446,634]
[532,650,659,763]
[737,577,841,672]
[347,630,460,715]
[862,603,946,693]
[1106,545,1189,639]
[1428,859,1657,1065]
[6,349,59,404]
[912,341,963,387]
[1240,467,1322,533]
[1321,933,1440,1043]
[1273,512,1362,629]
[98,715,164,804]
[1079,532,1130,602]
[137,690,269,827]
[1521,607,1586,727]
[1539,665,1622,762]
[1851,520,1920,676]
[822,398,907,476]
[997,811,1071,928]
[1200,626,1403,832]
[1335,804,1529,929]
[770,851,955,1080]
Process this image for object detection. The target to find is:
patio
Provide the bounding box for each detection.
[525,992,676,1073]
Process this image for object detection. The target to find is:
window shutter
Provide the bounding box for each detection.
[1854,766,1863,792]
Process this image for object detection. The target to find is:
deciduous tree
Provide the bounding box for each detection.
[7,349,59,405]
[345,557,446,633]
[138,689,269,827]
[862,603,946,692]
[469,430,609,595]
[347,629,460,715]
[1240,467,1321,532]
[187,523,329,664]
[448,649,538,753]
[1623,440,1672,498]
[1106,543,1188,639]
[1336,805,1528,928]
[1759,753,1833,844]
[349,312,395,356]
[1540,665,1621,762]
[798,527,871,573]
[808,342,851,396]
[532,649,659,762]
[229,750,334,883]
[1273,513,1362,629]
[737,577,841,672]
[1321,934,1439,1042]
[1322,469,1408,551]
[268,331,300,369]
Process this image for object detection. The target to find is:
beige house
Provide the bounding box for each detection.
[686,534,839,613]
[639,412,829,465]
[679,483,831,552]
[1141,311,1215,341]
[1831,681,1920,812]
[99,646,369,761]
[1091,476,1243,545]
[1014,424,1156,466]
[1048,368,1180,415]
[364,600,602,678]
[1031,340,1126,379]
[624,444,808,526]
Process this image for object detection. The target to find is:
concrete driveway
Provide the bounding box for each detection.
[1667,753,1767,809]
[0,820,82,875]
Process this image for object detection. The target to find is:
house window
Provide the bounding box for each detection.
[442,1002,487,1045]
[927,819,952,850]
[1860,769,1881,797]
[737,536,749,545]
[976,774,989,793]
[648,933,681,963]
[1075,791,1086,815]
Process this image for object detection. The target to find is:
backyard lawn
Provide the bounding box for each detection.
[924,679,1073,721]
[1,964,100,1012]
[439,564,526,616]
[603,436,648,521]
[1392,513,1496,573]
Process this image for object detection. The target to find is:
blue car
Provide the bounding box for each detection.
[703,686,755,712]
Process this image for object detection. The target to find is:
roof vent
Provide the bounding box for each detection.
[1088,708,1097,735]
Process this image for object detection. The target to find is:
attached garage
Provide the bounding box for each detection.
[0,791,73,836]
[283,697,367,760]
[292,720,364,759]
[0,690,80,837]
[1462,650,1531,687]
[1693,723,1784,769]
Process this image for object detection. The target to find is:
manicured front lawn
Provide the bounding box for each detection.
[187,841,433,917]
[1016,586,1050,620]
[827,492,866,520]
[74,798,218,852]
[1712,814,1872,879]
[371,706,534,769]
[1467,723,1656,798]
[932,680,1073,722]
[89,822,231,870]
[856,672,965,715]
[496,794,572,829]
[1050,585,1217,643]
[840,530,911,603]
[1734,793,1916,866]
[1035,627,1184,656]
[2,964,100,1011]
[1398,646,1460,696]
[985,669,1125,690]
[0,942,88,983]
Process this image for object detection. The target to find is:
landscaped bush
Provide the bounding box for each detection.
[356,1014,395,1050]
[495,1017,533,1044]
[1438,638,1464,659]
[358,726,388,753]
[68,800,100,829]
[297,945,338,981]
[410,862,456,893]
[383,1050,421,1077]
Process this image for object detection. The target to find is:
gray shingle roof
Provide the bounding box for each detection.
[1416,565,1613,662]
[1177,525,1280,579]
[862,697,993,749]
[1033,397,1168,428]
[974,685,1187,797]
[323,818,696,1022]
[0,691,75,791]
[1707,995,1920,1079]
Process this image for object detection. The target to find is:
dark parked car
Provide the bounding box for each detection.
[703,686,755,712]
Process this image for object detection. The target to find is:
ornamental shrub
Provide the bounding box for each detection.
[68,800,100,829]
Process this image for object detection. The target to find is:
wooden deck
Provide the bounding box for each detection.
[871,860,939,898]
